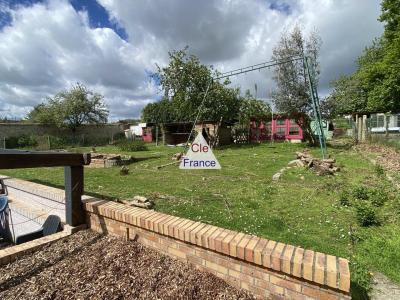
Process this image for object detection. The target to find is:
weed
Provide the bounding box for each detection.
[339,190,351,207]
[368,188,388,207]
[374,164,385,177]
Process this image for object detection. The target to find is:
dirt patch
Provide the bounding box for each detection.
[354,144,400,174]
[370,272,400,300]
[0,230,254,300]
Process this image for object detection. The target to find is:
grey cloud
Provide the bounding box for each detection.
[0,0,385,120]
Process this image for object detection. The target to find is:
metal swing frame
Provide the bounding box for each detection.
[185,55,327,159]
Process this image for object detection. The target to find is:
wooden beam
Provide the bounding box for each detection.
[0,150,90,169]
[65,165,85,226]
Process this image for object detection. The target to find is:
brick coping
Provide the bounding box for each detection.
[0,231,71,265]
[83,198,350,293]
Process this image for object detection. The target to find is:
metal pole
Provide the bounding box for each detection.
[304,56,327,159]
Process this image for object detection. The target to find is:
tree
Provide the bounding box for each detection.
[141,98,173,123]
[328,75,367,115]
[28,83,109,132]
[238,90,271,126]
[271,26,322,143]
[142,48,241,124]
[329,0,400,115]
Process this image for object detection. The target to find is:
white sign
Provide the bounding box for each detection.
[179,133,221,169]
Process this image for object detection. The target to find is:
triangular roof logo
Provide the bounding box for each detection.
[179,133,221,169]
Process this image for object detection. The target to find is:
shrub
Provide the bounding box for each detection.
[5,136,19,149]
[117,140,148,152]
[113,132,126,142]
[368,188,388,207]
[339,190,351,207]
[5,135,37,149]
[48,136,70,149]
[17,135,38,147]
[355,201,380,227]
[352,185,369,200]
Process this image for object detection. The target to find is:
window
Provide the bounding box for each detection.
[290,119,297,125]
[370,114,385,128]
[397,114,400,127]
[276,127,285,135]
[276,119,285,125]
[289,127,300,135]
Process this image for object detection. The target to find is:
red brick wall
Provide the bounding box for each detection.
[84,198,351,300]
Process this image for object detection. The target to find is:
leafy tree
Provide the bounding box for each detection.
[238,90,271,125]
[142,48,241,123]
[329,0,400,114]
[141,98,173,123]
[271,26,322,143]
[328,75,367,115]
[28,83,108,132]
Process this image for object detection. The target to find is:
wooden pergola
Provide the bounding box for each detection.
[0,150,91,226]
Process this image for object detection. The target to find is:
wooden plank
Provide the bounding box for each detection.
[64,166,85,226]
[0,150,91,169]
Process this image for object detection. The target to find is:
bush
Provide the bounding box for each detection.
[339,190,351,207]
[368,188,388,207]
[48,136,70,149]
[5,135,37,149]
[117,140,148,152]
[17,135,38,147]
[5,136,19,149]
[355,201,380,227]
[352,185,369,200]
[113,132,126,142]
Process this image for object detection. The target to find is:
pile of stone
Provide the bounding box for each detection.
[121,196,154,209]
[290,151,340,176]
[89,153,133,168]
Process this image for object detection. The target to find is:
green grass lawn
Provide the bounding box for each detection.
[2,142,400,298]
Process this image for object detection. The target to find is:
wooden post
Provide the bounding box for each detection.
[362,115,367,142]
[155,124,159,146]
[385,113,390,138]
[161,124,165,145]
[64,165,85,226]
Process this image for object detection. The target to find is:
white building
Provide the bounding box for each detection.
[370,113,400,133]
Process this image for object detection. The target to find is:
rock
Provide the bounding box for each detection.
[288,159,304,167]
[300,176,305,180]
[131,199,154,209]
[294,152,340,176]
[272,172,281,181]
[133,195,148,203]
[322,158,336,164]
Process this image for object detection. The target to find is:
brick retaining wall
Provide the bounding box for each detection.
[1,176,351,299]
[84,198,351,300]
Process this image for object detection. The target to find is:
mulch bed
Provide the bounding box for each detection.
[0,230,254,300]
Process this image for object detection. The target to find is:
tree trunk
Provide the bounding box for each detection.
[297,116,316,146]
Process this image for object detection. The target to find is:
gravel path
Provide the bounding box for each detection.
[0,230,254,300]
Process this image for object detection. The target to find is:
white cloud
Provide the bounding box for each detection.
[0,0,157,120]
[0,0,383,120]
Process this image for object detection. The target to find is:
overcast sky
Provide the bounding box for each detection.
[0,0,383,121]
